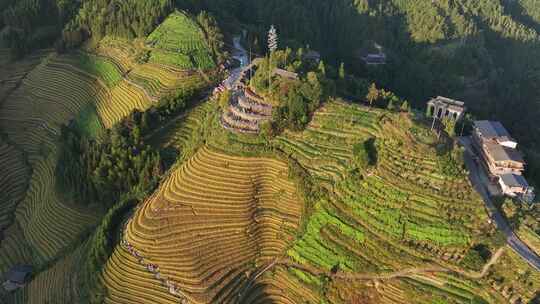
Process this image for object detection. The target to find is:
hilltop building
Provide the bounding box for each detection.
[2,265,32,291]
[427,96,465,121]
[361,53,386,65]
[303,50,321,63]
[273,68,298,80]
[359,41,387,65]
[472,120,534,202]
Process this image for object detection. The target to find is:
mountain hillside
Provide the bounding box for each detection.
[0,2,539,304]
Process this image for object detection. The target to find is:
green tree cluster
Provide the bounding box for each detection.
[0,0,79,56]
[57,121,163,209]
[196,11,227,63]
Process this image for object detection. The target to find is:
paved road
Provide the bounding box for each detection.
[459,137,540,271]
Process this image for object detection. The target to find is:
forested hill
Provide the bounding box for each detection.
[2,0,540,184]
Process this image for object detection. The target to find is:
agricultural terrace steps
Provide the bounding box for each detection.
[111,146,302,303]
[275,246,504,282]
[0,51,52,107]
[51,54,159,103]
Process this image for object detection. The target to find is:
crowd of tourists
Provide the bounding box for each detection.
[121,217,188,304]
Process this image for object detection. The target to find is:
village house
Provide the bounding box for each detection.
[472,120,524,176]
[472,120,534,201]
[273,68,299,80]
[499,173,531,197]
[359,41,387,65]
[2,265,32,292]
[361,53,387,65]
[427,96,465,121]
[303,50,321,63]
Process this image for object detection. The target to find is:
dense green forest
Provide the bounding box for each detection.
[2,0,540,186]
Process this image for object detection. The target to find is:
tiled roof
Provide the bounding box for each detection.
[500,173,529,188]
[485,142,524,163]
[428,96,465,107]
[474,120,512,139]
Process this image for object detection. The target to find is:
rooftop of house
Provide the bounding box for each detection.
[428,96,465,108]
[474,120,514,140]
[362,53,387,64]
[500,173,529,188]
[4,265,32,284]
[485,142,524,164]
[273,68,298,80]
[304,50,321,59]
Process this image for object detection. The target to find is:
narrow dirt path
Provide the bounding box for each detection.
[271,247,505,282]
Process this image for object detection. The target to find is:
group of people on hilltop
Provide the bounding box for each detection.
[121,217,188,303]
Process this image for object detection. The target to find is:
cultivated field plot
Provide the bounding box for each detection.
[0,55,103,156]
[96,79,154,128]
[151,101,217,155]
[277,101,491,302]
[9,243,87,304]
[274,101,382,186]
[13,151,100,264]
[146,11,215,70]
[0,139,31,236]
[129,63,206,98]
[0,49,51,102]
[60,53,123,88]
[103,146,302,303]
[0,53,104,270]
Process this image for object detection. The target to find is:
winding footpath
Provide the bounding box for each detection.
[276,247,504,282]
[459,136,540,271]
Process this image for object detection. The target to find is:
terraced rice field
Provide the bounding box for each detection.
[0,56,103,156]
[0,222,33,274]
[97,79,154,128]
[102,146,303,303]
[146,11,215,70]
[10,243,87,304]
[273,101,490,301]
[274,101,382,185]
[150,101,218,157]
[101,242,180,304]
[0,139,30,236]
[129,63,206,97]
[63,53,123,88]
[0,52,106,270]
[0,49,51,102]
[14,151,100,263]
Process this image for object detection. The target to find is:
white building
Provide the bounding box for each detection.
[427,96,465,121]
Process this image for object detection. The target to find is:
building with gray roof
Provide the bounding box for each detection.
[471,120,534,201]
[427,96,466,121]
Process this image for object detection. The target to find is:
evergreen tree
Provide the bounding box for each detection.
[339,62,345,79]
[318,60,326,76]
[400,100,409,112]
[366,83,379,108]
